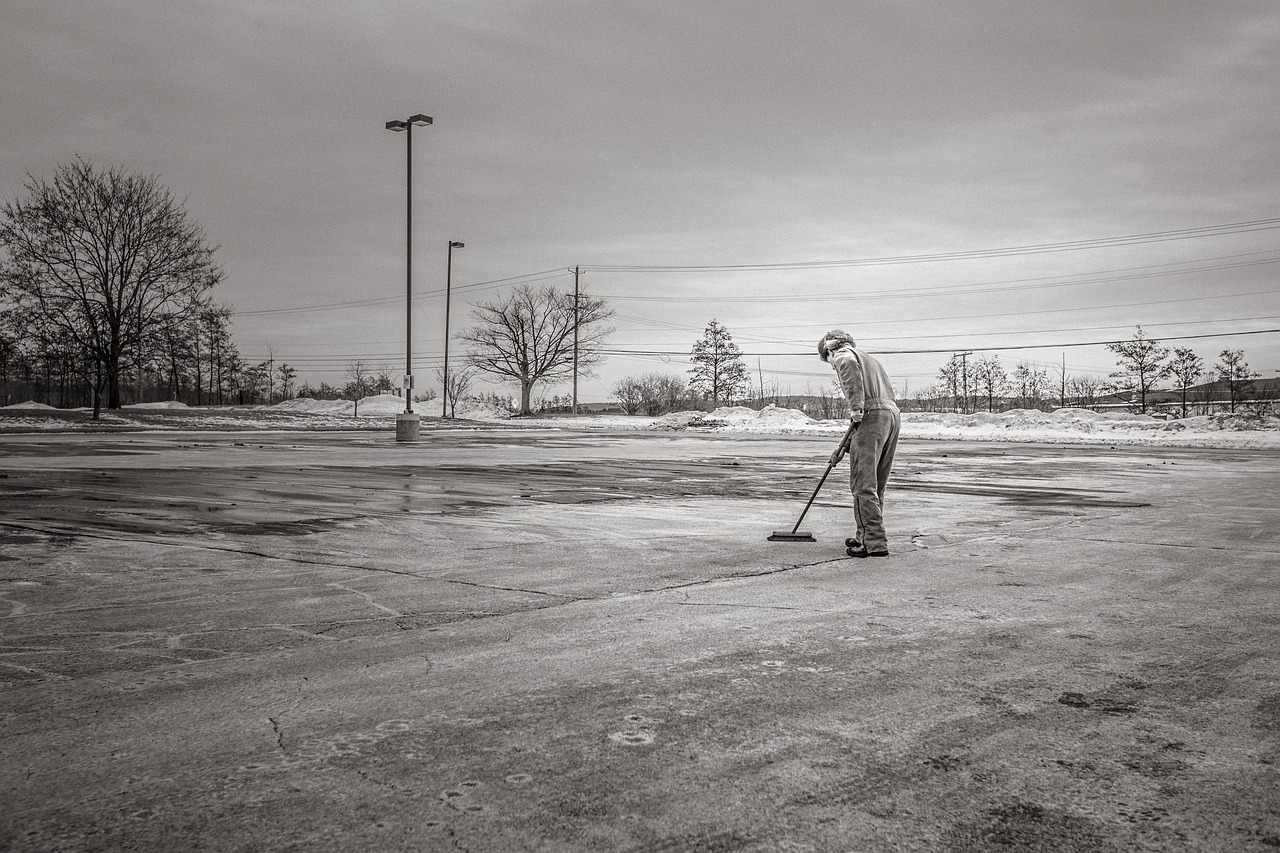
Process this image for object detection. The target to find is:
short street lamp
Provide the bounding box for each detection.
[386,113,433,441]
[442,240,464,417]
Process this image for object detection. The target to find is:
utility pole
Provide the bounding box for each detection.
[441,240,464,417]
[385,113,433,440]
[572,266,580,415]
[956,351,973,414]
[1060,353,1067,409]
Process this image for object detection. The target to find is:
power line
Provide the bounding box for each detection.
[603,254,1280,303]
[598,321,1280,357]
[248,318,1280,366]
[231,221,1279,317]
[234,268,570,317]
[585,217,1280,273]
[612,287,1280,339]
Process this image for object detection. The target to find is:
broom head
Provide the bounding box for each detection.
[768,531,817,542]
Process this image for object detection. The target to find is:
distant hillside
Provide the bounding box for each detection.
[1098,377,1279,408]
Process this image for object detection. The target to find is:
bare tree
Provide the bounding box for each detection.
[1166,347,1204,418]
[276,362,297,401]
[345,359,375,414]
[199,305,236,405]
[970,354,1008,412]
[612,376,645,415]
[0,158,222,415]
[433,364,476,418]
[904,382,950,413]
[643,373,686,415]
[460,284,614,416]
[1106,326,1170,414]
[1011,362,1052,410]
[937,357,975,413]
[1215,349,1257,413]
[374,363,397,397]
[1067,375,1104,409]
[613,372,687,415]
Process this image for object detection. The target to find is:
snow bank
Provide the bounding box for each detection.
[453,399,514,421]
[271,395,411,417]
[898,408,1280,449]
[124,400,190,410]
[681,404,817,432]
[535,405,1280,449]
[4,397,1277,449]
[2,401,57,410]
[272,397,351,414]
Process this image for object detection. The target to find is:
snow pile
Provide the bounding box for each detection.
[898,408,1280,448]
[546,405,1280,448]
[686,406,762,430]
[124,400,190,410]
[4,398,1277,448]
[453,398,514,421]
[1,401,57,410]
[648,411,699,430]
[271,395,413,417]
[757,404,818,427]
[272,397,352,415]
[1202,412,1280,432]
[350,394,410,416]
[682,404,816,433]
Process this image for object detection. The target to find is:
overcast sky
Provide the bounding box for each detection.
[4,0,1279,403]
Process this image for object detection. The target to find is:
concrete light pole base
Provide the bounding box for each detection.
[395,412,420,442]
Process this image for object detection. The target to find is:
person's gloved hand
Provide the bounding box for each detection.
[830,422,855,466]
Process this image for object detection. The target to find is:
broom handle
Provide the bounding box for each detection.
[790,420,857,534]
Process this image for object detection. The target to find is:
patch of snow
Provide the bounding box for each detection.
[453,399,514,421]
[124,400,190,409]
[272,397,352,414]
[4,400,1277,449]
[652,411,706,431]
[2,401,57,410]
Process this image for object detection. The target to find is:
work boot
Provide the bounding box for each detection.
[844,537,862,549]
[846,545,889,558]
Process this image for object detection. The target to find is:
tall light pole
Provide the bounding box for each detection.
[442,240,464,418]
[571,265,580,415]
[386,113,432,442]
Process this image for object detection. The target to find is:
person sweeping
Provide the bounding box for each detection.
[818,330,901,558]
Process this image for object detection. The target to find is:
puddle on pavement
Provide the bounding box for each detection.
[0,442,1157,542]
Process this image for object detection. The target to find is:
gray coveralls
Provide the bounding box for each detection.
[828,345,901,552]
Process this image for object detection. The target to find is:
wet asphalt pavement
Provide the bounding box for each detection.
[1,428,1278,852]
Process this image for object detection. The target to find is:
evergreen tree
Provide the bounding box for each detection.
[688,319,749,406]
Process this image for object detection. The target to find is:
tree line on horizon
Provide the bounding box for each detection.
[0,158,306,414]
[1,159,1270,421]
[0,158,619,418]
[603,324,1270,420]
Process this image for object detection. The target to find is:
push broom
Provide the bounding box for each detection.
[768,420,857,542]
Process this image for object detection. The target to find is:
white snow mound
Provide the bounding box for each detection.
[273,397,352,414]
[124,400,190,410]
[1,400,57,410]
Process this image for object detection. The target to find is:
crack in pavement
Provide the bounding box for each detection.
[326,582,405,617]
[267,716,285,754]
[638,556,851,594]
[675,601,843,613]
